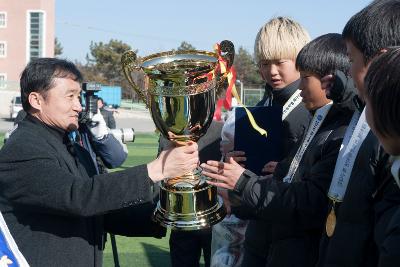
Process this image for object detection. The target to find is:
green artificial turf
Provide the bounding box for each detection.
[103,133,173,267]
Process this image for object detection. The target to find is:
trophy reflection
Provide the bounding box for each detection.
[121,41,235,230]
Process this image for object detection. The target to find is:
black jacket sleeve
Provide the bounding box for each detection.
[230,130,343,229]
[0,140,153,217]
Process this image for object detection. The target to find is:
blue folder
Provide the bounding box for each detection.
[234,106,283,175]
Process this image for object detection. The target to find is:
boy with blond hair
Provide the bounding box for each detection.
[213,16,311,267]
[205,33,355,267]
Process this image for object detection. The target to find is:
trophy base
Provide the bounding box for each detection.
[153,177,226,231]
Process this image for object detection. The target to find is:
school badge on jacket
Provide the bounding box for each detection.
[0,212,29,267]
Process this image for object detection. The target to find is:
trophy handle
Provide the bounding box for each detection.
[219,40,235,68]
[216,40,235,96]
[121,51,149,107]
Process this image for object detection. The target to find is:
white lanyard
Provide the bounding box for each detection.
[328,108,370,202]
[264,89,303,120]
[283,102,333,183]
[282,89,302,120]
[391,156,400,189]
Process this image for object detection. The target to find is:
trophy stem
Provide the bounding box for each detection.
[153,179,226,231]
[154,141,226,230]
[165,168,203,189]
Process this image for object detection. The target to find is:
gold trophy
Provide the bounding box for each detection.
[121,41,234,230]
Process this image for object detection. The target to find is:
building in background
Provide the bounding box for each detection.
[0,0,55,116]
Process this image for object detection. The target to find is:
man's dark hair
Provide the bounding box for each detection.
[20,57,83,111]
[97,97,104,105]
[296,33,349,77]
[365,47,400,137]
[342,0,400,63]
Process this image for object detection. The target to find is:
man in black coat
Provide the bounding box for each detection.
[0,58,199,267]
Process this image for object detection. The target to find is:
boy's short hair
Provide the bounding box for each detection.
[365,47,400,137]
[254,16,310,63]
[296,33,350,77]
[342,0,400,63]
[20,57,83,112]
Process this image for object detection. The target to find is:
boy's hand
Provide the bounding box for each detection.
[261,161,278,174]
[226,150,246,167]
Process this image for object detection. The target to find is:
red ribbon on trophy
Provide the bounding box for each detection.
[213,43,267,137]
[193,42,267,137]
[213,42,235,121]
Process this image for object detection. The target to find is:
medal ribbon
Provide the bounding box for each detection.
[327,108,370,202]
[283,102,333,183]
[282,89,302,120]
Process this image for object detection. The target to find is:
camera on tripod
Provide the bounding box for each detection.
[80,82,101,124]
[80,82,135,143]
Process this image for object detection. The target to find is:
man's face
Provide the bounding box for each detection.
[365,99,400,156]
[346,40,371,101]
[36,77,82,131]
[299,71,329,111]
[97,99,104,109]
[258,59,300,89]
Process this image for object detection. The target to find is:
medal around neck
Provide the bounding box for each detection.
[326,206,337,237]
[121,41,235,230]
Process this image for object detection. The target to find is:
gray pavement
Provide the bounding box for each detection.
[113,109,156,133]
[0,108,156,133]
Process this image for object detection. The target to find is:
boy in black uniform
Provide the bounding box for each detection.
[202,33,354,267]
[364,48,400,267]
[317,1,400,266]
[216,17,312,267]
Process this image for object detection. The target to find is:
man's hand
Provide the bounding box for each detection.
[89,111,109,140]
[147,142,199,182]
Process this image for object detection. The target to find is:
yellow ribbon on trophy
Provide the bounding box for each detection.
[213,43,267,138]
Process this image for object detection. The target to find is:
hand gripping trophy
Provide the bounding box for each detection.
[121,40,235,230]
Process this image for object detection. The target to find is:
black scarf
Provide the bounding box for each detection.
[258,80,300,107]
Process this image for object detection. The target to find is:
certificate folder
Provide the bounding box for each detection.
[234,106,283,175]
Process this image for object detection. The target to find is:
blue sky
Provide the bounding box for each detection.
[56,0,371,63]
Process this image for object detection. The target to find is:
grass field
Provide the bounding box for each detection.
[103,133,175,267]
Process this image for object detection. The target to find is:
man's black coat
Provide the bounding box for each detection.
[0,116,154,266]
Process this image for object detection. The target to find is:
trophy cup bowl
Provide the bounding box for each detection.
[121,41,234,230]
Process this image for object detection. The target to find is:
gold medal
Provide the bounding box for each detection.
[325,205,336,237]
